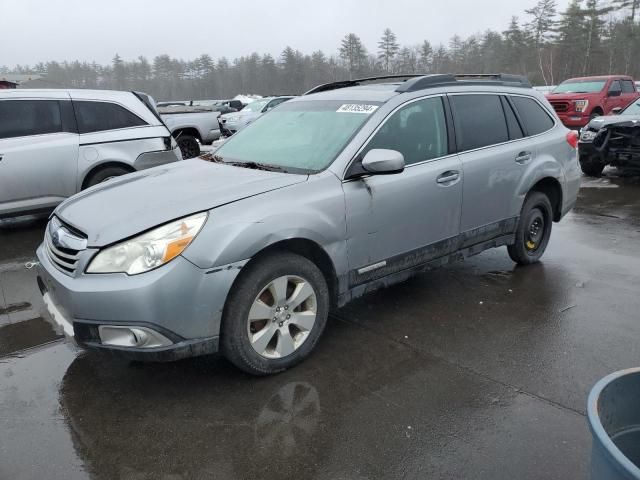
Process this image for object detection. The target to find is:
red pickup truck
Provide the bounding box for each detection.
[546,75,640,128]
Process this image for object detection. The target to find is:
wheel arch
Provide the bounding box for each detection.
[239,238,339,308]
[81,161,135,190]
[172,127,202,142]
[530,177,563,222]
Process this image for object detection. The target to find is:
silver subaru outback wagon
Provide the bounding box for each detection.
[0,89,182,218]
[37,74,581,375]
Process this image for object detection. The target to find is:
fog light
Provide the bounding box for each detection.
[98,326,172,348]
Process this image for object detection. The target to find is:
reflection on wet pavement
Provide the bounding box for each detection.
[0,173,639,479]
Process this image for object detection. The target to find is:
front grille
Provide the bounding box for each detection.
[44,217,87,275]
[550,101,570,113]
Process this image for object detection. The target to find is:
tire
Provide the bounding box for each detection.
[84,166,131,188]
[589,110,602,121]
[580,155,606,177]
[177,135,200,159]
[221,252,330,376]
[508,191,554,265]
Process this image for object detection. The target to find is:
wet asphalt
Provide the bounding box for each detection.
[1,171,639,480]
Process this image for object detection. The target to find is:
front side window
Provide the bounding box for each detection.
[362,96,448,165]
[609,81,622,94]
[0,100,62,139]
[214,100,377,173]
[511,96,555,136]
[74,101,147,134]
[451,94,508,152]
[621,80,635,94]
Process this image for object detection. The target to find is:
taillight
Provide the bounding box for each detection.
[566,130,579,149]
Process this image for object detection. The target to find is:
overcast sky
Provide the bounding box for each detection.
[2,0,573,67]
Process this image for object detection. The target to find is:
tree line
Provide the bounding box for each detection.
[2,0,639,101]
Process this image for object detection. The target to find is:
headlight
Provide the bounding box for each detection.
[580,129,598,142]
[87,212,207,275]
[574,99,589,113]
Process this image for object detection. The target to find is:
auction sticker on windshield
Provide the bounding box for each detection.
[337,104,379,114]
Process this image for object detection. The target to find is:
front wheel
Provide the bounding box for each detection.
[580,155,606,177]
[508,192,553,265]
[221,252,329,375]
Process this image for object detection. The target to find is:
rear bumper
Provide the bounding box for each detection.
[134,146,182,169]
[36,244,245,361]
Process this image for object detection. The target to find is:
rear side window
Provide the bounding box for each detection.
[450,94,508,151]
[501,97,524,140]
[510,96,555,136]
[621,80,635,93]
[74,101,147,134]
[0,100,62,139]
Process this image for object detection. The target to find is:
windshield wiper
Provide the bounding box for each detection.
[226,161,285,172]
[201,153,285,172]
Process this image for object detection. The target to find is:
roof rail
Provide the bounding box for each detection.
[396,73,532,92]
[304,74,425,95]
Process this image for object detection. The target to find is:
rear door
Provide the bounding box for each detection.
[0,98,79,216]
[450,93,539,246]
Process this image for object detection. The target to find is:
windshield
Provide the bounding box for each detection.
[243,99,270,112]
[552,80,606,94]
[214,100,379,173]
[622,100,640,115]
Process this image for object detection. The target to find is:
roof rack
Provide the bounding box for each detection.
[303,74,425,95]
[304,73,532,96]
[397,73,531,92]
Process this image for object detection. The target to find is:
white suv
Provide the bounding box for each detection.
[0,89,182,218]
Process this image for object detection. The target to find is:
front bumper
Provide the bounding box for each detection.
[556,112,590,128]
[36,244,245,361]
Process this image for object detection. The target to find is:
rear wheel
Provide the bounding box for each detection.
[84,166,131,188]
[221,252,329,376]
[177,135,200,159]
[508,192,553,265]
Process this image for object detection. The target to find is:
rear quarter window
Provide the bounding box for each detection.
[450,94,509,151]
[510,96,555,136]
[74,101,147,134]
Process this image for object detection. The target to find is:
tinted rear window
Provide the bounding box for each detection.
[511,96,554,136]
[0,100,63,139]
[74,101,147,134]
[450,94,508,151]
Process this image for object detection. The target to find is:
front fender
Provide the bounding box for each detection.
[182,173,349,278]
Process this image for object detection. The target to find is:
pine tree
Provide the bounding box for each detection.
[377,28,400,73]
[339,33,367,79]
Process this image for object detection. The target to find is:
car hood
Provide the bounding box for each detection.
[586,114,640,130]
[546,92,598,101]
[54,159,307,247]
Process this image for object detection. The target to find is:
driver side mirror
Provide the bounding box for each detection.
[361,149,405,174]
[608,89,622,98]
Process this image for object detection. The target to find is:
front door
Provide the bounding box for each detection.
[0,99,78,216]
[342,95,463,286]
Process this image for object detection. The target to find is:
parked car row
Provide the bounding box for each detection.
[33,73,581,375]
[218,96,294,137]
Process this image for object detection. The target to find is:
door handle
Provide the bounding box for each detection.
[436,170,460,185]
[515,152,532,164]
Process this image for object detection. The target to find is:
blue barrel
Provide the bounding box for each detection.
[588,368,640,479]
